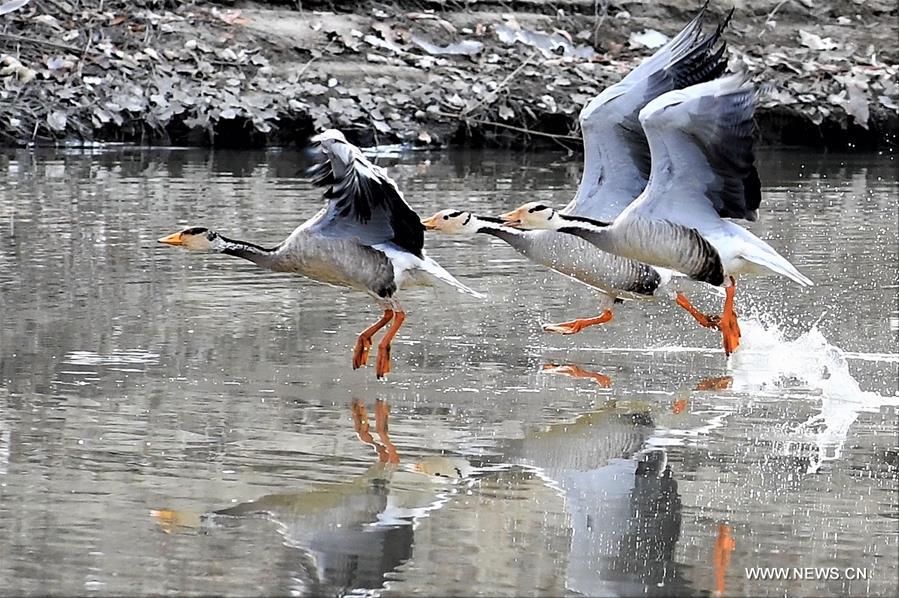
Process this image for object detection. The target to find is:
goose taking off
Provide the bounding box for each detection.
[501,76,813,355]
[158,129,483,378]
[422,5,731,335]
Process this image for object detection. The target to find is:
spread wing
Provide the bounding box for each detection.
[629,75,761,225]
[306,129,424,257]
[564,4,731,220]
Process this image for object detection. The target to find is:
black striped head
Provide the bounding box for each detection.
[158,227,222,251]
[499,202,560,230]
[421,209,477,235]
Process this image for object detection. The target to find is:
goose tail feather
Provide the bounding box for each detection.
[420,256,486,299]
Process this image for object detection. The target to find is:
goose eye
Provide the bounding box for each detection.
[443,215,449,220]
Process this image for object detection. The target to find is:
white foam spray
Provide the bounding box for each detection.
[729,314,899,473]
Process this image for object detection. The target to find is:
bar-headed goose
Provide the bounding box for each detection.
[158,129,483,378]
[501,76,813,355]
[421,6,731,335]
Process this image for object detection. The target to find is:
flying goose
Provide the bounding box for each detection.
[422,6,731,335]
[158,129,483,378]
[500,76,813,355]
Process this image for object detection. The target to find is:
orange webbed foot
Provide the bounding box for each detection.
[375,345,391,379]
[352,337,373,369]
[353,309,394,370]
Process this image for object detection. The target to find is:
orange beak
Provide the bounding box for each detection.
[420,215,439,230]
[157,231,184,246]
[499,208,523,228]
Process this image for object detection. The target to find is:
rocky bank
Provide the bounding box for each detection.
[1,0,897,149]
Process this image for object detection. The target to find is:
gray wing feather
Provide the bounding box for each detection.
[633,76,761,225]
[307,129,425,257]
[564,4,730,221]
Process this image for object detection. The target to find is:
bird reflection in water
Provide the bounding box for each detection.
[541,362,613,387]
[151,399,471,595]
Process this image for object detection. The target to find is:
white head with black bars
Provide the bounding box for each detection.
[158,227,225,252]
[499,202,561,230]
[421,209,477,235]
[421,209,508,235]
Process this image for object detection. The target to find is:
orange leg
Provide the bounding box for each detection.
[353,309,394,369]
[374,399,400,464]
[719,278,741,356]
[543,309,614,335]
[375,310,406,379]
[676,293,719,329]
[713,524,736,596]
[542,363,612,387]
[677,279,741,357]
[672,398,688,414]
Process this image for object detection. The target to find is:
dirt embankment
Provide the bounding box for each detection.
[1,0,897,150]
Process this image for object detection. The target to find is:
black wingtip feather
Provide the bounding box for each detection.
[307,133,424,257]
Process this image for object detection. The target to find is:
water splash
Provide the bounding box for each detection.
[730,315,899,473]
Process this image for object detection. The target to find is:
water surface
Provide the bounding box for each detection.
[0,147,896,597]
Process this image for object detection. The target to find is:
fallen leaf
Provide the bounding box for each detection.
[799,30,839,51]
[47,110,67,131]
[629,29,669,49]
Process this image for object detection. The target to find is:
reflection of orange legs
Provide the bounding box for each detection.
[542,363,612,387]
[375,310,406,379]
[676,277,741,356]
[374,400,399,464]
[713,524,736,597]
[674,375,734,414]
[150,508,201,534]
[353,309,394,369]
[543,309,613,335]
[352,399,376,445]
[695,375,733,391]
[351,399,399,464]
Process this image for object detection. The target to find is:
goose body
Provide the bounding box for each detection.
[159,129,481,378]
[503,76,813,354]
[423,6,729,334]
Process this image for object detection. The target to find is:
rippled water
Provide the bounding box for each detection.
[0,147,896,597]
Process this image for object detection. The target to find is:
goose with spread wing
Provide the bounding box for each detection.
[501,76,812,355]
[158,129,483,378]
[422,5,731,335]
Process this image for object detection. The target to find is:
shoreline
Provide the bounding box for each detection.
[1,1,896,151]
